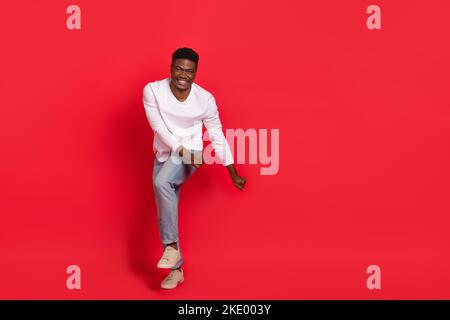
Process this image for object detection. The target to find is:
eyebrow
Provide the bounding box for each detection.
[175,66,194,71]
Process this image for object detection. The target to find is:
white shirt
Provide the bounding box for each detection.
[143,78,234,166]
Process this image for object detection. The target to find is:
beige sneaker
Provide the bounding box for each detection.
[161,269,184,289]
[157,246,181,269]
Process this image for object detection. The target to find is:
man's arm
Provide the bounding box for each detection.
[203,95,246,190]
[143,84,181,152]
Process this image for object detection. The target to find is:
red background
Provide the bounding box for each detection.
[1,0,449,299]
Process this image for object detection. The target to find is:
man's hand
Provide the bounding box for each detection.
[226,164,246,191]
[231,175,246,190]
[176,146,203,169]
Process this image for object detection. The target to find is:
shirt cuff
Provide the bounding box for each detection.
[222,158,234,166]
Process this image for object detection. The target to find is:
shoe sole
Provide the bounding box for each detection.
[161,277,184,290]
[157,262,179,269]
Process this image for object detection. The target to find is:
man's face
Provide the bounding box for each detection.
[170,58,197,91]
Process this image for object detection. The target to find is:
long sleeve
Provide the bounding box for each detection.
[143,84,181,152]
[203,95,234,166]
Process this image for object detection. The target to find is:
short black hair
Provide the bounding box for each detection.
[171,47,199,66]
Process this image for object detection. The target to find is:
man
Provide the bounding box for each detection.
[143,47,246,289]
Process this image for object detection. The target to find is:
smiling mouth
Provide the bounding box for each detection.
[177,79,189,85]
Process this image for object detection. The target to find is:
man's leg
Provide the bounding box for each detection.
[153,153,197,270]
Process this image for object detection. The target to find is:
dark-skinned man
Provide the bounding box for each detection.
[143,47,246,289]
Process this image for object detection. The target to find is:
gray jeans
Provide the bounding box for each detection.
[152,152,197,270]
